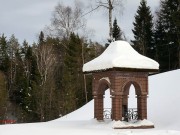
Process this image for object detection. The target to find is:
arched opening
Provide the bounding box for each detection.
[104,89,112,119]
[129,84,137,108]
[94,76,148,121]
[95,79,111,120]
[122,81,141,121]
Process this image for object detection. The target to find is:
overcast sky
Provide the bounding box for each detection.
[0,0,160,45]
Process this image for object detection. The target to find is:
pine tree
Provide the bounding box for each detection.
[173,4,180,68]
[131,0,154,59]
[154,0,179,72]
[7,35,20,100]
[21,44,39,121]
[112,18,123,41]
[154,18,167,71]
[38,31,45,45]
[62,33,85,114]
[0,34,10,73]
[0,71,7,122]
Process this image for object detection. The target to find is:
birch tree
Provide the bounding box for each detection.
[7,35,20,97]
[48,1,86,38]
[34,43,57,121]
[88,0,124,41]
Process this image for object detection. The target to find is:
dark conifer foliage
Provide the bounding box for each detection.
[62,33,86,113]
[0,34,9,72]
[38,31,45,45]
[106,18,123,47]
[131,0,155,59]
[112,18,123,41]
[0,31,105,122]
[154,0,180,72]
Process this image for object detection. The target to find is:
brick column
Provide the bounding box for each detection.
[122,95,128,106]
[137,95,141,120]
[94,95,104,120]
[112,95,123,121]
[122,95,128,120]
[137,95,147,120]
[111,95,115,120]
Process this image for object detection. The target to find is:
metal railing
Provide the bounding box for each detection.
[103,108,111,119]
[103,108,138,121]
[124,108,138,121]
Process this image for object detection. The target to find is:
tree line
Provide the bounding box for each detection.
[111,0,179,72]
[0,33,104,123]
[131,0,179,72]
[0,0,179,123]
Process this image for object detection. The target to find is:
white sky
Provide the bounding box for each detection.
[0,0,160,45]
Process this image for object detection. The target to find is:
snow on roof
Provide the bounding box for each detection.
[83,40,159,72]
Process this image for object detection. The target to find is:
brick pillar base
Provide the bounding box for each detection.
[112,95,123,121]
[122,95,128,120]
[94,95,104,120]
[137,95,147,120]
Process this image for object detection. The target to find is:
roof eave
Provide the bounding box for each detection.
[83,67,159,74]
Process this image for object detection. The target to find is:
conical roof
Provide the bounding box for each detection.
[83,40,159,73]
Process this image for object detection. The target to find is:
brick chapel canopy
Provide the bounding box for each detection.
[82,41,159,125]
[83,40,159,73]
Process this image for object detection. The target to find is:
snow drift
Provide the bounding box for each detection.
[58,69,180,130]
[0,69,180,135]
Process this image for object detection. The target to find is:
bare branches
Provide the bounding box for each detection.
[34,43,57,121]
[81,5,101,17]
[49,1,86,38]
[34,44,56,85]
[84,0,124,40]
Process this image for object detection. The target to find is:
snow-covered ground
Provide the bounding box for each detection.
[0,69,180,135]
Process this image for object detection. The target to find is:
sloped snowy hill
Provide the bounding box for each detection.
[0,69,180,135]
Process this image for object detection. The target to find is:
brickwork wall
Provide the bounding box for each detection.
[92,71,148,121]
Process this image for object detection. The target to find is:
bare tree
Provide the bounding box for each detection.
[87,0,124,41]
[34,43,57,121]
[7,35,20,95]
[81,39,88,103]
[47,1,86,38]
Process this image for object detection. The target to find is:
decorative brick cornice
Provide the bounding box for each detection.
[83,67,159,74]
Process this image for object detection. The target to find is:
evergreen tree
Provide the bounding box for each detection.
[0,34,10,72]
[173,4,180,68]
[112,18,123,41]
[21,40,28,57]
[21,45,39,122]
[0,71,8,123]
[131,0,154,59]
[154,0,179,72]
[62,33,84,113]
[154,18,167,71]
[34,34,61,121]
[7,35,20,100]
[38,31,45,45]
[105,18,123,47]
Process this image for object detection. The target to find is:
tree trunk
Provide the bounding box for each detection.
[178,39,180,68]
[168,44,171,70]
[109,0,113,40]
[83,74,88,103]
[81,42,88,103]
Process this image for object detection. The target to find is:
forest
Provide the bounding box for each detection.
[0,0,179,123]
